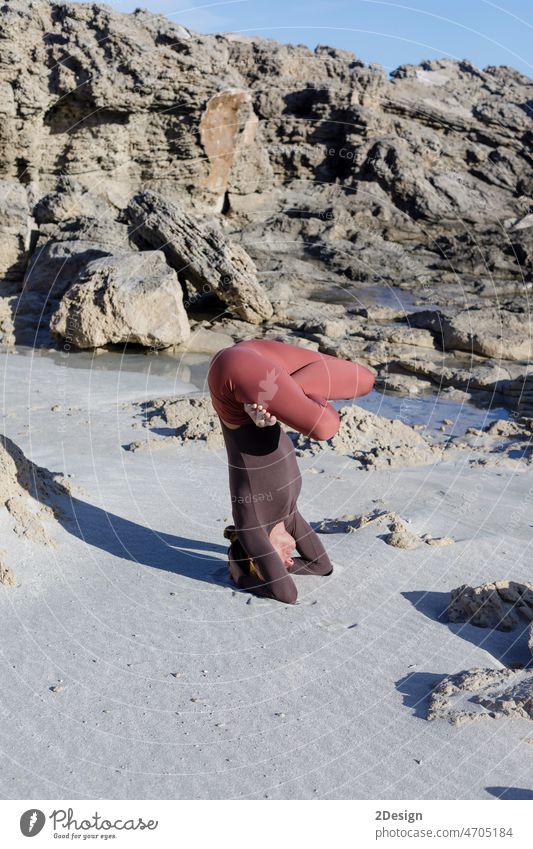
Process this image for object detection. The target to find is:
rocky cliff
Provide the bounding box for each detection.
[0,0,532,406]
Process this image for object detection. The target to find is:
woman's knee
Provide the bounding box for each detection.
[355,365,375,397]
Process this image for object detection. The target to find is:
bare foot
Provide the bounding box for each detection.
[244,403,278,427]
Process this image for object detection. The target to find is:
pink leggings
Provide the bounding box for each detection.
[207,338,375,439]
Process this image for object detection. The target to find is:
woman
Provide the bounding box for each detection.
[208,338,375,604]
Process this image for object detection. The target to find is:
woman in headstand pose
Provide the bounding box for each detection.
[208,338,375,604]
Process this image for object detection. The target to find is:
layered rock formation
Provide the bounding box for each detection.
[0,0,531,409]
[127,192,272,323]
[0,432,65,549]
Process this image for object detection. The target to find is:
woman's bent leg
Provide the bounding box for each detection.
[289,353,375,400]
[229,348,341,440]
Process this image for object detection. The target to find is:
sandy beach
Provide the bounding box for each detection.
[0,0,532,806]
[1,345,532,800]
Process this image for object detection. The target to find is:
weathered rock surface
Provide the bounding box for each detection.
[22,239,115,301]
[427,668,533,725]
[0,550,17,587]
[0,180,32,283]
[447,581,533,631]
[0,433,65,547]
[0,3,531,292]
[409,306,533,361]
[131,395,224,450]
[127,191,272,324]
[50,250,190,349]
[384,519,422,549]
[0,295,17,344]
[294,404,440,468]
[0,0,532,408]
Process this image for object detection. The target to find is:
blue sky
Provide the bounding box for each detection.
[71,0,533,77]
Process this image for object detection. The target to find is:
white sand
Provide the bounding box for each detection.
[1,346,532,800]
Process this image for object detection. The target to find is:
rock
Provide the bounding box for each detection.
[427,667,533,725]
[1,1,532,369]
[410,306,533,361]
[398,353,528,414]
[303,318,349,338]
[375,372,429,395]
[33,178,118,227]
[127,191,273,324]
[384,519,422,549]
[22,240,115,301]
[317,508,396,533]
[50,250,190,349]
[262,281,292,315]
[0,180,32,284]
[443,307,533,361]
[0,551,17,587]
[136,395,224,449]
[502,374,533,416]
[447,581,533,631]
[199,88,272,208]
[1,433,67,547]
[172,325,233,354]
[295,404,439,468]
[0,296,17,344]
[422,535,454,546]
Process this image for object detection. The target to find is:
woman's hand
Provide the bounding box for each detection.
[244,403,277,427]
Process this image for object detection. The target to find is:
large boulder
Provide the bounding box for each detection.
[50,250,190,349]
[127,191,273,324]
[22,240,115,301]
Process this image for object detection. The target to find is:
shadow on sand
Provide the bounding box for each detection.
[486,786,533,800]
[403,590,532,668]
[2,432,230,588]
[61,493,231,586]
[395,590,532,721]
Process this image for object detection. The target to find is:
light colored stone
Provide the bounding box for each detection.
[127,191,273,324]
[50,250,190,349]
[427,667,533,724]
